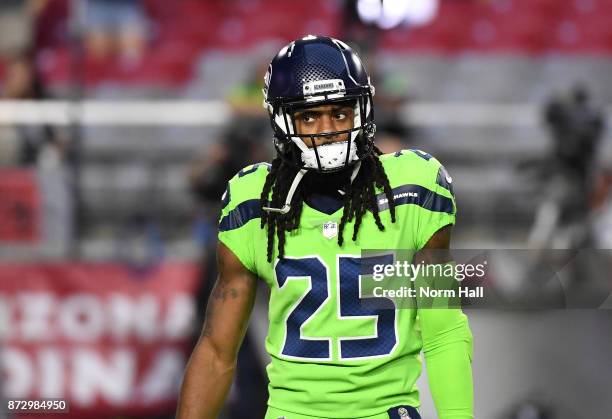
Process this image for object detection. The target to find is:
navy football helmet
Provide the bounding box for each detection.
[263,35,376,173]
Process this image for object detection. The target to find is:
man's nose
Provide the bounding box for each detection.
[319,114,335,134]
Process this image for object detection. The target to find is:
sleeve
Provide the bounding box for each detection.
[217,179,259,275]
[414,160,457,250]
[410,156,472,417]
[414,262,473,418]
[419,305,474,419]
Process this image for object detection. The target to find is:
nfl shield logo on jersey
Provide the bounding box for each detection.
[322,221,338,239]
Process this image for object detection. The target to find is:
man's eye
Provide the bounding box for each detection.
[334,112,347,120]
[301,114,315,123]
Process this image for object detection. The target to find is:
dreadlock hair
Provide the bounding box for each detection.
[260,145,396,262]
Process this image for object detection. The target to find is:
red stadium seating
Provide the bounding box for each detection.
[551,5,612,53]
[28,0,612,88]
[382,0,612,54]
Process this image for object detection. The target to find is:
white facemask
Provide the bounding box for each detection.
[298,140,358,171]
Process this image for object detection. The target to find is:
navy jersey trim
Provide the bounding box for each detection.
[410,149,433,161]
[305,192,344,214]
[220,184,453,232]
[435,165,454,195]
[376,184,454,214]
[238,162,271,177]
[219,199,262,232]
[393,149,432,160]
[387,405,421,419]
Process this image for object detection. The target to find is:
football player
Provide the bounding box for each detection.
[177,35,473,419]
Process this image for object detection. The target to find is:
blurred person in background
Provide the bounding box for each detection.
[188,60,272,250]
[0,0,51,166]
[0,53,68,168]
[341,0,380,58]
[0,0,73,256]
[372,73,416,155]
[85,0,149,67]
[0,0,48,58]
[346,42,416,155]
[545,85,603,195]
[527,85,605,251]
[178,35,472,419]
[366,52,415,150]
[375,129,406,155]
[521,85,607,302]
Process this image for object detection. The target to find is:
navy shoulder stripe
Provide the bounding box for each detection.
[219,199,261,232]
[376,184,454,214]
[436,165,454,195]
[238,162,271,178]
[392,149,433,160]
[410,149,433,161]
[219,184,452,232]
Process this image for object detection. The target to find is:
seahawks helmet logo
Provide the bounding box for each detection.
[263,64,272,95]
[262,64,273,110]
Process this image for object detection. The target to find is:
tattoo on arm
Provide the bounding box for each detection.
[200,243,258,340]
[201,280,241,338]
[212,285,240,301]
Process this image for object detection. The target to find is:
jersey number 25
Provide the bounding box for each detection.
[275,255,397,361]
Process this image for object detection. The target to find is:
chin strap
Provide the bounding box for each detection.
[262,168,308,214]
[263,160,362,214]
[337,161,361,196]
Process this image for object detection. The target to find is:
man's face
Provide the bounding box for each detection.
[293,103,355,147]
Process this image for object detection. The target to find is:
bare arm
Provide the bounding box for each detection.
[417,224,452,261]
[176,242,258,419]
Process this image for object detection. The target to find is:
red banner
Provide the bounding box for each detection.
[0,169,41,243]
[0,261,201,418]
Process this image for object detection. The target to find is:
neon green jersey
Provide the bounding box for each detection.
[218,150,472,418]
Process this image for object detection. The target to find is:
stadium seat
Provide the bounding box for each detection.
[376,53,454,101]
[441,55,541,102]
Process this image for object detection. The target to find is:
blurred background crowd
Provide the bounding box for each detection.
[0,1,611,418]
